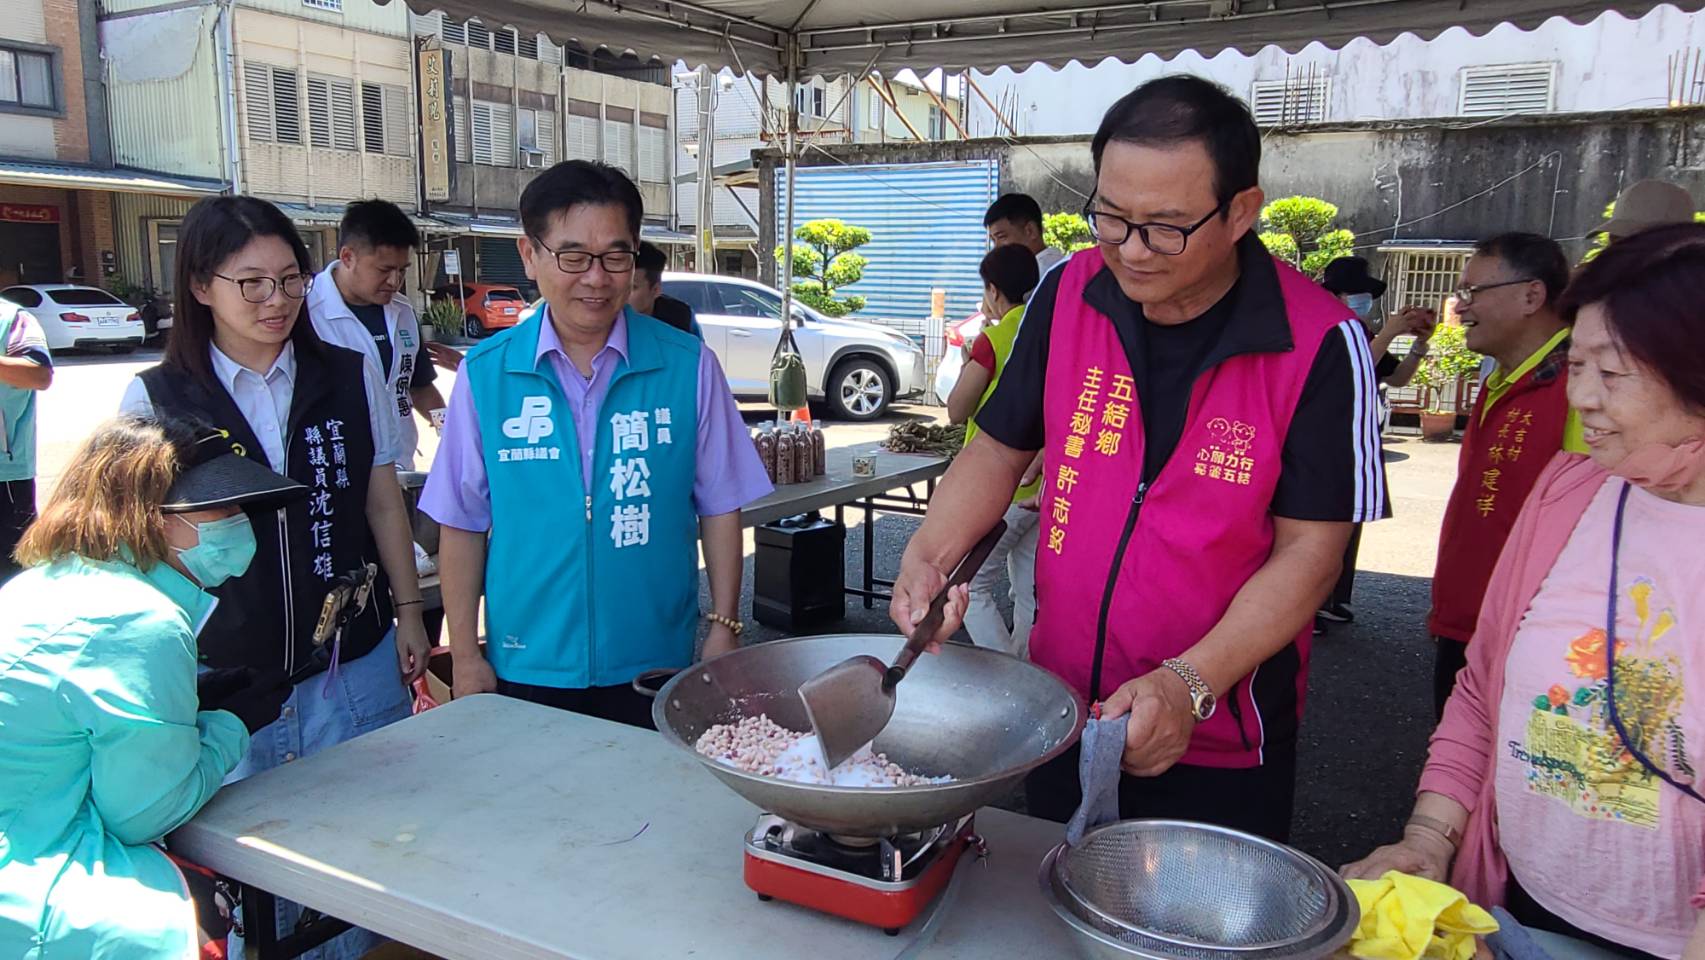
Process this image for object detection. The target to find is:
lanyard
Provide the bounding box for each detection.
[1604,481,1704,805]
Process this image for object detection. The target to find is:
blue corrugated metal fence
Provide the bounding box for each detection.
[775,160,998,323]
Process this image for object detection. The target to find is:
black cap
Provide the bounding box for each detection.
[162,427,308,514]
[1319,257,1387,298]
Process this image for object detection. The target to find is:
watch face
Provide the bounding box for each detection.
[1196,692,1217,721]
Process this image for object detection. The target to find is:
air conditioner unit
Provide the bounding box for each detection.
[522,149,546,168]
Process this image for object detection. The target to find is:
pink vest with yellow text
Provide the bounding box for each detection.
[1032,249,1353,769]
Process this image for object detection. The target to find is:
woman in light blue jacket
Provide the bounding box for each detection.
[0,416,304,958]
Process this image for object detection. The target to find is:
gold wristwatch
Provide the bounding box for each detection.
[1161,658,1216,722]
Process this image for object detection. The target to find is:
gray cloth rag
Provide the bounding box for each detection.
[1065,714,1128,845]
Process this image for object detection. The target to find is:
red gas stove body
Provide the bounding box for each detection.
[742,814,980,935]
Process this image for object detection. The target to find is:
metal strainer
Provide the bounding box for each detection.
[1041,821,1358,960]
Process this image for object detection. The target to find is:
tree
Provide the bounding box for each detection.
[1258,195,1355,279]
[775,219,871,317]
[1043,212,1094,253]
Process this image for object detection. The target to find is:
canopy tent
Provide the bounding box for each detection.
[380,0,1701,341]
[379,0,1692,77]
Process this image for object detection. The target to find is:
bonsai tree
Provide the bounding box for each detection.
[1410,322,1483,414]
[1043,211,1094,252]
[1258,195,1354,278]
[776,218,872,317]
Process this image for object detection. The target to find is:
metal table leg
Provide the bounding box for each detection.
[241,886,353,960]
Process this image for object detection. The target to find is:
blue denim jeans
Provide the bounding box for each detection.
[227,631,411,960]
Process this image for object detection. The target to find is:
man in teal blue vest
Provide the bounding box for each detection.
[421,160,771,727]
[0,300,52,581]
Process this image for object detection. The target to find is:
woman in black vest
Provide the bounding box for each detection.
[118,196,429,958]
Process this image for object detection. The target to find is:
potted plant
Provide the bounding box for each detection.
[1410,322,1483,441]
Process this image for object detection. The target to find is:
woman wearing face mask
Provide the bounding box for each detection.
[0,416,305,959]
[1343,224,1705,960]
[1315,257,1436,631]
[118,195,430,959]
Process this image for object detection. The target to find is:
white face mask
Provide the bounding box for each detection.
[1345,293,1376,320]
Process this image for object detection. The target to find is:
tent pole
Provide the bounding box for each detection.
[780,47,798,343]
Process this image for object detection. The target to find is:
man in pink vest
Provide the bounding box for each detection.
[893,76,1385,841]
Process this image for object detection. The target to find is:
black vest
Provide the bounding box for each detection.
[139,342,391,686]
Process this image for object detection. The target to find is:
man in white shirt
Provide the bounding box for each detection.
[308,200,445,470]
[984,193,1067,280]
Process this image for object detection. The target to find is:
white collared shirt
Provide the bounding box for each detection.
[120,341,397,472]
[307,262,423,469]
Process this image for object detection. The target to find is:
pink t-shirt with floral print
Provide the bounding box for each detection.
[1495,477,1705,958]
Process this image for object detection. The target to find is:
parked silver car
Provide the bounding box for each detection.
[661,272,926,420]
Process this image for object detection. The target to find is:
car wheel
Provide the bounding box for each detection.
[826,358,890,421]
[465,314,487,339]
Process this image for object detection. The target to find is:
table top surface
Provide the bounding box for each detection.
[742,439,949,527]
[170,695,1078,960]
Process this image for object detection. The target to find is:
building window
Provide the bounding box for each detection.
[306,74,357,151]
[432,15,557,62]
[638,117,668,184]
[604,110,634,174]
[867,88,881,130]
[566,102,600,162]
[361,82,410,157]
[301,0,342,10]
[147,220,181,294]
[1250,77,1330,125]
[452,96,470,163]
[1459,63,1556,118]
[793,81,825,119]
[1385,247,1471,314]
[927,104,944,139]
[243,62,301,145]
[0,46,55,111]
[469,99,515,167]
[518,107,555,167]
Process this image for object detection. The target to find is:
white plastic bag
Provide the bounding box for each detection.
[933,346,964,405]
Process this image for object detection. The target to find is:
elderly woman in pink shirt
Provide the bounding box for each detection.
[1345,224,1705,960]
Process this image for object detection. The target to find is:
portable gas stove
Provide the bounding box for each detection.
[743,813,984,935]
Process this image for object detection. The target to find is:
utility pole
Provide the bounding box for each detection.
[695,65,716,274]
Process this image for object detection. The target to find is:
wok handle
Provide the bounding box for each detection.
[884,519,1009,690]
[631,668,679,699]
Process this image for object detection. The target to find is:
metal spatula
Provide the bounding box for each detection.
[798,519,1009,770]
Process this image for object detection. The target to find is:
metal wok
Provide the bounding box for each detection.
[652,634,1085,838]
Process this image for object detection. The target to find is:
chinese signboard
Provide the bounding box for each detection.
[418,46,451,202]
[0,204,60,224]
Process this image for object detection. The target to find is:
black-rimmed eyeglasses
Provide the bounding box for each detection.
[539,248,637,275]
[215,272,313,303]
[1083,199,1227,256]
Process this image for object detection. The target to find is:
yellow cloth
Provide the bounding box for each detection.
[1347,872,1499,960]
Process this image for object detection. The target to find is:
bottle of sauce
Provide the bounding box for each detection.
[756,424,777,483]
[794,424,813,483]
[775,426,796,485]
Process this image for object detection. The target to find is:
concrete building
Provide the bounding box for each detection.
[96,0,421,293]
[0,0,214,290]
[410,10,677,295]
[966,5,1705,136]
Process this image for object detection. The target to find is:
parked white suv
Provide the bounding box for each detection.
[661,272,926,420]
